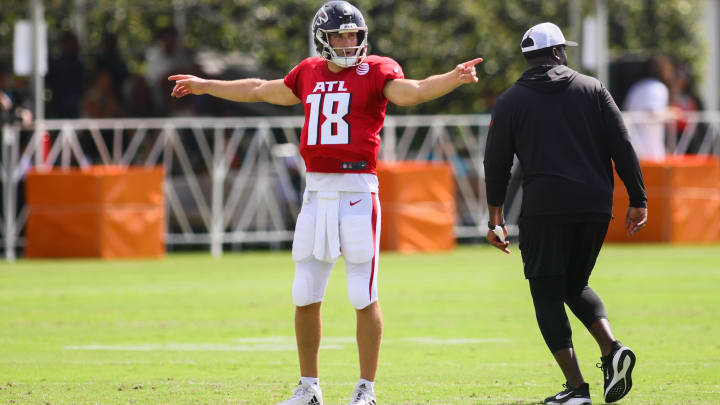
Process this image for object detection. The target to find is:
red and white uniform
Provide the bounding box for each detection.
[284,55,403,310]
[285,55,404,175]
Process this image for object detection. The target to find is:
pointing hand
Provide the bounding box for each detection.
[168,74,207,98]
[455,57,483,83]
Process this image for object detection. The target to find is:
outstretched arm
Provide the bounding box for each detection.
[168,75,300,106]
[382,57,482,106]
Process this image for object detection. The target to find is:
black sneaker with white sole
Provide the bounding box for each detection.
[599,340,636,403]
[543,382,591,404]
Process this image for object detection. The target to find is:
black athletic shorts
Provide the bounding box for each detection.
[518,214,611,279]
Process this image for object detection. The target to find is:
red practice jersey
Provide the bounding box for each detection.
[284,55,404,174]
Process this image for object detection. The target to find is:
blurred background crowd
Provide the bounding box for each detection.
[2,0,720,257]
[0,0,713,127]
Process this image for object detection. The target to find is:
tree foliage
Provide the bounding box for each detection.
[0,0,704,114]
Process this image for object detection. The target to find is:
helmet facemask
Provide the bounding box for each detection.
[312,2,369,68]
[316,27,368,68]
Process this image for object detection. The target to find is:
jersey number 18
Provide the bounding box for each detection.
[306,93,351,145]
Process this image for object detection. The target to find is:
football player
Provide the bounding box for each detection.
[169,2,481,404]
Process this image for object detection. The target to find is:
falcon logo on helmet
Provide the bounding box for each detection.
[313,8,329,27]
[312,1,368,68]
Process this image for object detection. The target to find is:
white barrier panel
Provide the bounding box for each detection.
[2,113,719,261]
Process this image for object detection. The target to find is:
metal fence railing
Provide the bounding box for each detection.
[3,112,720,261]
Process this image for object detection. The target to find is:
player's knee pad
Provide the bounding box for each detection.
[347,283,375,310]
[340,215,374,264]
[292,267,320,307]
[346,262,377,310]
[292,260,332,307]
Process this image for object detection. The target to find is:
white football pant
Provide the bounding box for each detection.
[291,190,380,310]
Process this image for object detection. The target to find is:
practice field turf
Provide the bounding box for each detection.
[1,244,719,404]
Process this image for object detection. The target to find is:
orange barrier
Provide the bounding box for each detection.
[25,166,165,258]
[606,155,720,243]
[377,162,455,252]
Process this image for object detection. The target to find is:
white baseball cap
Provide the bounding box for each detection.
[521,22,577,53]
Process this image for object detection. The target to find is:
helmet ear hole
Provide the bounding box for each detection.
[357,31,365,46]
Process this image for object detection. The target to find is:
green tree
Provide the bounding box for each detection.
[0,0,704,114]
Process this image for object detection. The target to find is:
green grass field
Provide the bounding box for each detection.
[1,244,719,404]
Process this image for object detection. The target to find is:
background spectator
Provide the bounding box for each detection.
[669,63,710,154]
[92,32,129,100]
[0,62,33,126]
[122,75,153,118]
[669,64,700,133]
[144,26,196,116]
[622,54,675,160]
[46,32,85,118]
[81,68,123,118]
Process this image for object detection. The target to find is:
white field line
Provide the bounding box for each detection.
[236,336,511,344]
[401,337,510,345]
[61,336,511,352]
[61,343,342,351]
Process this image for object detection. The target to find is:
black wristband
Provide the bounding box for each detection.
[488,221,505,230]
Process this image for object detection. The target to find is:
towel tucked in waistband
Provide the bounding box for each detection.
[313,191,341,262]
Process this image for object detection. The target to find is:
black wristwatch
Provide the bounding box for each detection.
[488,221,505,230]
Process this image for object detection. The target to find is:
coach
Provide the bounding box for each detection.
[483,22,647,404]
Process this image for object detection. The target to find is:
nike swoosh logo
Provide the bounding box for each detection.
[350,200,362,206]
[556,392,572,400]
